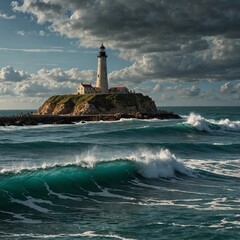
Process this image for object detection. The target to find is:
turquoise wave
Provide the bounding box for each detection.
[0,140,240,155]
[0,149,194,208]
[0,160,136,207]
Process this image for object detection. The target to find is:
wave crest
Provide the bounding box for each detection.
[129,149,192,178]
[0,149,192,180]
[186,113,240,132]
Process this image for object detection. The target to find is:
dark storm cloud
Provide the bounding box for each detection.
[12,0,240,84]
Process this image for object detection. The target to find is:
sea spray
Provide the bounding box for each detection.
[129,149,192,178]
[186,112,240,132]
[218,118,240,131]
[186,113,215,132]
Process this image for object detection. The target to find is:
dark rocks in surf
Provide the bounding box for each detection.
[0,111,181,126]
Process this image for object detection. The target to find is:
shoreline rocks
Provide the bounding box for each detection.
[0,111,181,126]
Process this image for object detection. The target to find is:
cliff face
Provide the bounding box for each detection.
[38,93,157,115]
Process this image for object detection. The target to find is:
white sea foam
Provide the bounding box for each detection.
[205,197,240,211]
[0,210,41,224]
[74,117,160,126]
[135,197,239,211]
[11,196,53,213]
[219,118,240,131]
[6,232,135,240]
[0,149,98,174]
[88,188,134,200]
[184,158,240,178]
[130,179,210,195]
[44,182,84,201]
[0,123,71,132]
[129,149,193,179]
[186,112,240,132]
[209,218,240,229]
[0,161,60,174]
[180,115,189,119]
[88,180,135,200]
[186,113,216,132]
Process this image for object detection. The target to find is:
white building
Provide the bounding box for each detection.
[77,83,100,94]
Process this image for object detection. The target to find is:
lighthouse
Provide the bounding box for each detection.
[77,44,129,95]
[96,44,108,93]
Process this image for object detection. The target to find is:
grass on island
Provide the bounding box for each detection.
[44,93,148,111]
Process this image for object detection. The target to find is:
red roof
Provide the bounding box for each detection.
[81,83,93,87]
[110,86,127,90]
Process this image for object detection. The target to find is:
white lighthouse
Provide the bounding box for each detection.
[77,44,129,95]
[96,44,108,93]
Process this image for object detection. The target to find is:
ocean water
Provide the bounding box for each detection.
[0,107,239,240]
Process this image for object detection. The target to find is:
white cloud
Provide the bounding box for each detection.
[16,30,26,36]
[15,29,50,37]
[178,86,201,98]
[0,11,16,20]
[14,80,74,97]
[0,82,13,95]
[161,93,174,101]
[38,30,46,37]
[0,66,96,98]
[220,82,240,96]
[0,65,238,106]
[33,68,96,82]
[0,66,29,82]
[0,47,77,53]
[153,84,162,93]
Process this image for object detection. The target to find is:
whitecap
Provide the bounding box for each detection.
[1,148,194,180]
[128,148,194,179]
[186,112,240,133]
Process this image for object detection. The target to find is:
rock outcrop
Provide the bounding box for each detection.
[38,93,157,115]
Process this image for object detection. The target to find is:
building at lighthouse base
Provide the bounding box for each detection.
[77,84,130,95]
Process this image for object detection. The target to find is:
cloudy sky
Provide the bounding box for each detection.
[0,0,240,109]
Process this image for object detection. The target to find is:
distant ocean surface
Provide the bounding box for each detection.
[0,107,239,240]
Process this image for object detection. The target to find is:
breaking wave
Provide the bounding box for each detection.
[186,113,240,132]
[0,149,191,179]
[0,148,197,216]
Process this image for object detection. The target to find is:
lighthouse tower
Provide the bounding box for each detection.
[96,44,108,93]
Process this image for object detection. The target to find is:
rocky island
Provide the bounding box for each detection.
[0,45,181,126]
[36,92,180,120]
[38,93,157,115]
[0,93,181,126]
